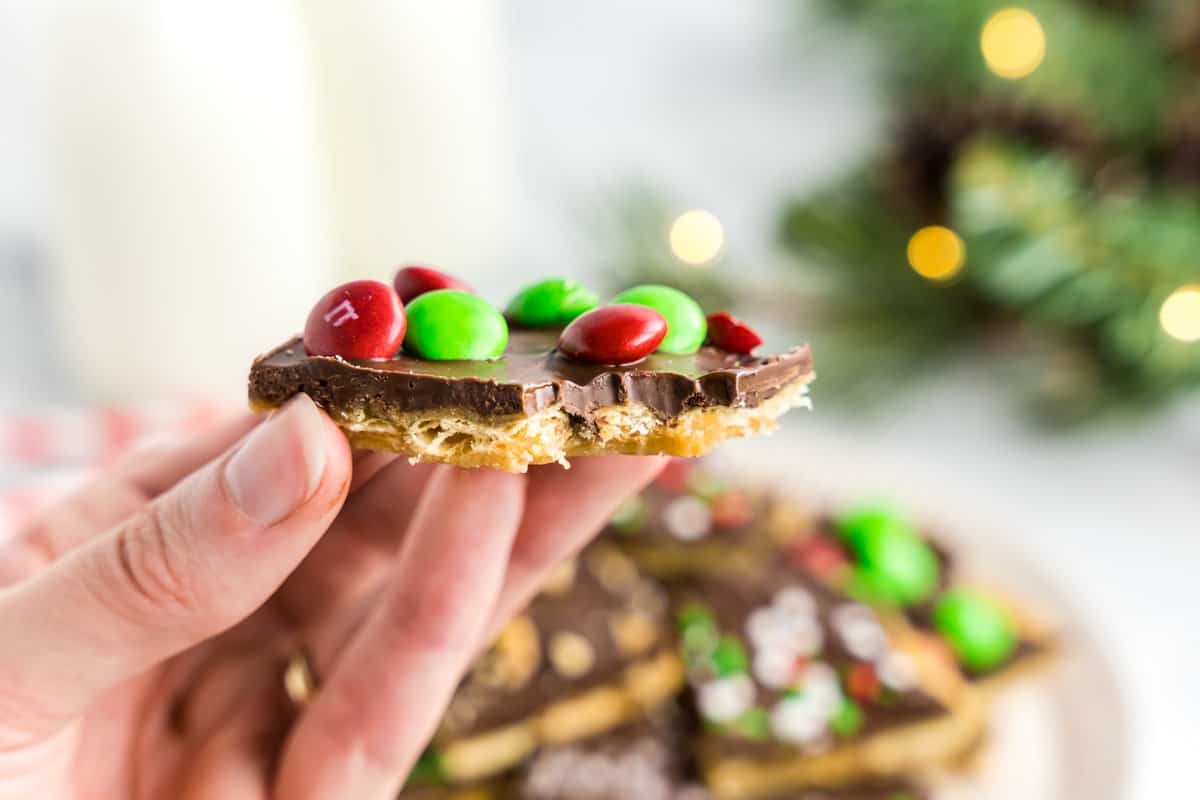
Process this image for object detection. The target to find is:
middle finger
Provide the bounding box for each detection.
[273,456,437,627]
[275,466,526,800]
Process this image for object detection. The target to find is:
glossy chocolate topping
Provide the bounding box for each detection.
[248,329,813,420]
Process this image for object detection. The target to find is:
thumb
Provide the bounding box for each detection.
[0,395,351,742]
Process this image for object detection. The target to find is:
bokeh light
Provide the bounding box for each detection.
[981,8,1046,80]
[669,210,725,266]
[1159,286,1200,343]
[907,226,965,281]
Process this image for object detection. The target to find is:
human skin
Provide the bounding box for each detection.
[0,395,665,800]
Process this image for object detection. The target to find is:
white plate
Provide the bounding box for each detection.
[711,433,1129,800]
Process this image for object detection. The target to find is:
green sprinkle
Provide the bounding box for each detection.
[687,471,727,500]
[677,603,720,662]
[676,603,716,633]
[710,635,749,676]
[609,495,648,534]
[403,749,445,786]
[830,698,864,737]
[729,706,771,740]
[682,624,720,661]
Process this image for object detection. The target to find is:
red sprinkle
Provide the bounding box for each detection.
[558,305,668,365]
[303,280,406,359]
[710,490,755,529]
[846,663,881,701]
[705,311,763,354]
[789,535,850,581]
[393,265,473,304]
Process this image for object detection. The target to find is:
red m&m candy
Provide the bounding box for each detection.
[303,280,406,359]
[705,311,763,354]
[393,265,473,304]
[557,305,668,365]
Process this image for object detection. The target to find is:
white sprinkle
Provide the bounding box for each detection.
[773,586,817,616]
[698,674,756,723]
[770,696,827,744]
[799,662,843,716]
[753,647,799,690]
[747,605,823,656]
[877,650,919,691]
[662,496,713,542]
[831,603,888,661]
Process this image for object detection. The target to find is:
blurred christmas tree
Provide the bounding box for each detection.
[613,0,1200,422]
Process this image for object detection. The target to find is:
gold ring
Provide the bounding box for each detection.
[283,648,319,708]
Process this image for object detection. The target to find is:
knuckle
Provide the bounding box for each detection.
[385,585,473,656]
[109,503,206,623]
[74,478,148,528]
[18,518,59,565]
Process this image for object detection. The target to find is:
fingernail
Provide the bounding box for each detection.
[225,395,328,527]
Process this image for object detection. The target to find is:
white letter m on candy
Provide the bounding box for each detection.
[324,299,359,327]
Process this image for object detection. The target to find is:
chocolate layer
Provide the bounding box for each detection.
[248,330,813,421]
[439,544,670,740]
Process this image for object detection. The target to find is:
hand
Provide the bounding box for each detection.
[0,395,665,800]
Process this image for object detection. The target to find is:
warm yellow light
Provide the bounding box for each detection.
[981,8,1046,80]
[1160,285,1200,343]
[669,209,724,266]
[907,226,965,281]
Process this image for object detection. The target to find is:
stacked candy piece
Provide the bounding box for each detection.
[394,459,1059,799]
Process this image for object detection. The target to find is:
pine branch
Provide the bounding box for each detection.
[818,0,1182,146]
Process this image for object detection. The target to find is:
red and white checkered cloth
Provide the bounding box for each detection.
[0,401,237,541]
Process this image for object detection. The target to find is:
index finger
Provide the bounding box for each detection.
[1,414,260,584]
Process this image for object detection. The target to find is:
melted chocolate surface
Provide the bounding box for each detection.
[248,330,812,420]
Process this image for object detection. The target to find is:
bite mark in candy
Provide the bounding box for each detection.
[705,311,763,354]
[393,265,473,304]
[303,280,406,359]
[557,305,668,365]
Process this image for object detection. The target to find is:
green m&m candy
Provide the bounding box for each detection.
[505,278,599,327]
[837,506,939,606]
[933,588,1016,673]
[610,284,707,354]
[404,289,508,360]
[837,505,914,554]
